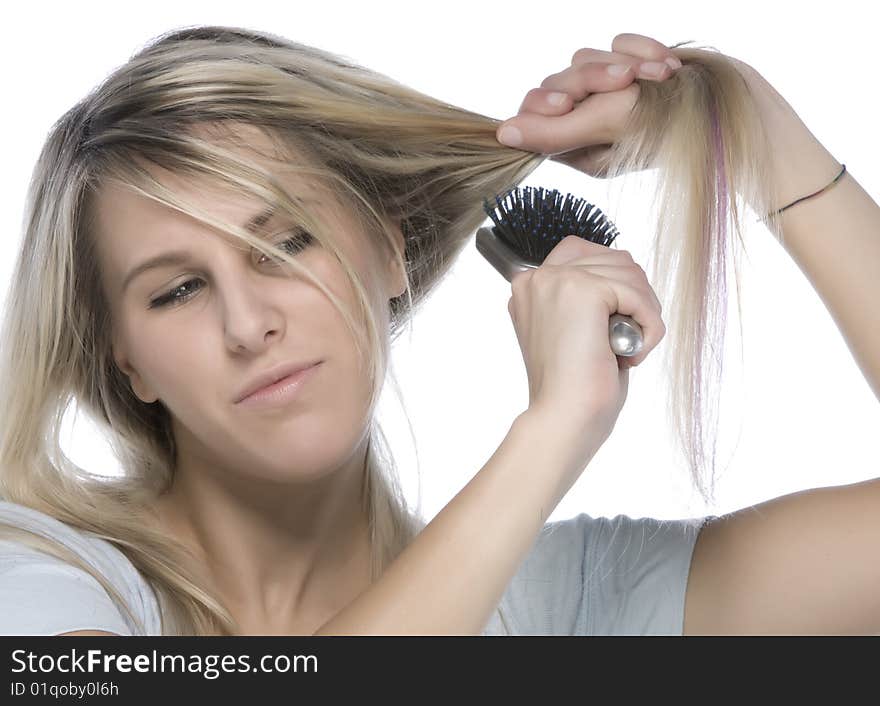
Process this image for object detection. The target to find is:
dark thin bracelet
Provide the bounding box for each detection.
[765,163,847,220]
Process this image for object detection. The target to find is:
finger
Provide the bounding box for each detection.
[548,242,663,314]
[610,33,682,69]
[594,277,665,367]
[496,87,637,154]
[567,262,663,315]
[539,61,635,102]
[571,47,643,65]
[553,272,665,368]
[569,47,680,80]
[529,261,665,367]
[540,235,630,266]
[516,87,574,117]
[541,235,602,266]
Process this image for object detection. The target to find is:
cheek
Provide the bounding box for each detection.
[123,316,217,410]
[196,358,377,483]
[311,253,360,309]
[139,250,379,435]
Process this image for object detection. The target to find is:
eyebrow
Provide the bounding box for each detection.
[120,203,311,294]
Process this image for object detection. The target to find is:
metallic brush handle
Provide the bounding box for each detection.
[476,227,644,357]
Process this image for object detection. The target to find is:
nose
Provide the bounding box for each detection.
[220,272,286,354]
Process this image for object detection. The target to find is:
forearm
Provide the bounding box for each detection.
[312,410,601,635]
[746,72,880,401]
[774,164,880,402]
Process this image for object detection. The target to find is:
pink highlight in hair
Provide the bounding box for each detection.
[690,99,730,497]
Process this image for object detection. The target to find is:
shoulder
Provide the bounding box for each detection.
[0,500,163,636]
[483,512,712,636]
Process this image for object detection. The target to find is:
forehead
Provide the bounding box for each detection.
[95,164,323,246]
[96,123,320,235]
[91,124,342,288]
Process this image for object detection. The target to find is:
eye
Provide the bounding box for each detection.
[256,229,315,265]
[148,278,203,309]
[147,230,316,309]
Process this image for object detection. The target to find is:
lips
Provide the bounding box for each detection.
[234,359,322,404]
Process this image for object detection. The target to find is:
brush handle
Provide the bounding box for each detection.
[476,226,644,357]
[608,313,644,357]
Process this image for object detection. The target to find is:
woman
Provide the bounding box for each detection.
[0,25,877,635]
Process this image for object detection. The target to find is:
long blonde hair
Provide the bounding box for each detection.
[0,25,782,634]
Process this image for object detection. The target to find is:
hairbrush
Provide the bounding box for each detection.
[477,186,644,357]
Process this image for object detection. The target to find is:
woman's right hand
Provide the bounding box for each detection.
[508,235,665,459]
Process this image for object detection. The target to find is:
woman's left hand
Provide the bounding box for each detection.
[495,32,683,177]
[496,32,839,204]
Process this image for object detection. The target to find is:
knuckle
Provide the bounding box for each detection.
[651,298,662,318]
[656,316,667,335]
[558,271,583,297]
[570,47,597,65]
[510,269,531,292]
[527,267,543,285]
[539,72,560,89]
[531,265,555,284]
[575,61,602,82]
[610,34,635,53]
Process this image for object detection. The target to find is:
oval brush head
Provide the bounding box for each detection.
[476,186,644,357]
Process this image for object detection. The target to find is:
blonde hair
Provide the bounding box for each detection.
[0,25,783,634]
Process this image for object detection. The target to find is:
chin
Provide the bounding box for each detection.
[245,436,357,483]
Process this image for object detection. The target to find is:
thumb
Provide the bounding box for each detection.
[496,90,630,155]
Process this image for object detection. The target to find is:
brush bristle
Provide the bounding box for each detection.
[482,186,620,264]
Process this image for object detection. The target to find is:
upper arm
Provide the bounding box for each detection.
[0,550,134,636]
[683,477,880,634]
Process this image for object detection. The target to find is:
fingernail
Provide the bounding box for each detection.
[547,91,567,106]
[498,125,523,147]
[666,55,682,70]
[607,63,631,77]
[640,61,667,77]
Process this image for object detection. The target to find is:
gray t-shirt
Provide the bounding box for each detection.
[0,500,709,635]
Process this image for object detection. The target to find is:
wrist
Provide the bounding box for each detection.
[766,128,841,216]
[514,405,611,484]
[744,70,842,213]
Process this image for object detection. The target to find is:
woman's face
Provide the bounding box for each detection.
[92,127,406,484]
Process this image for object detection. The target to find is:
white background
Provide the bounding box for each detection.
[2,1,877,525]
